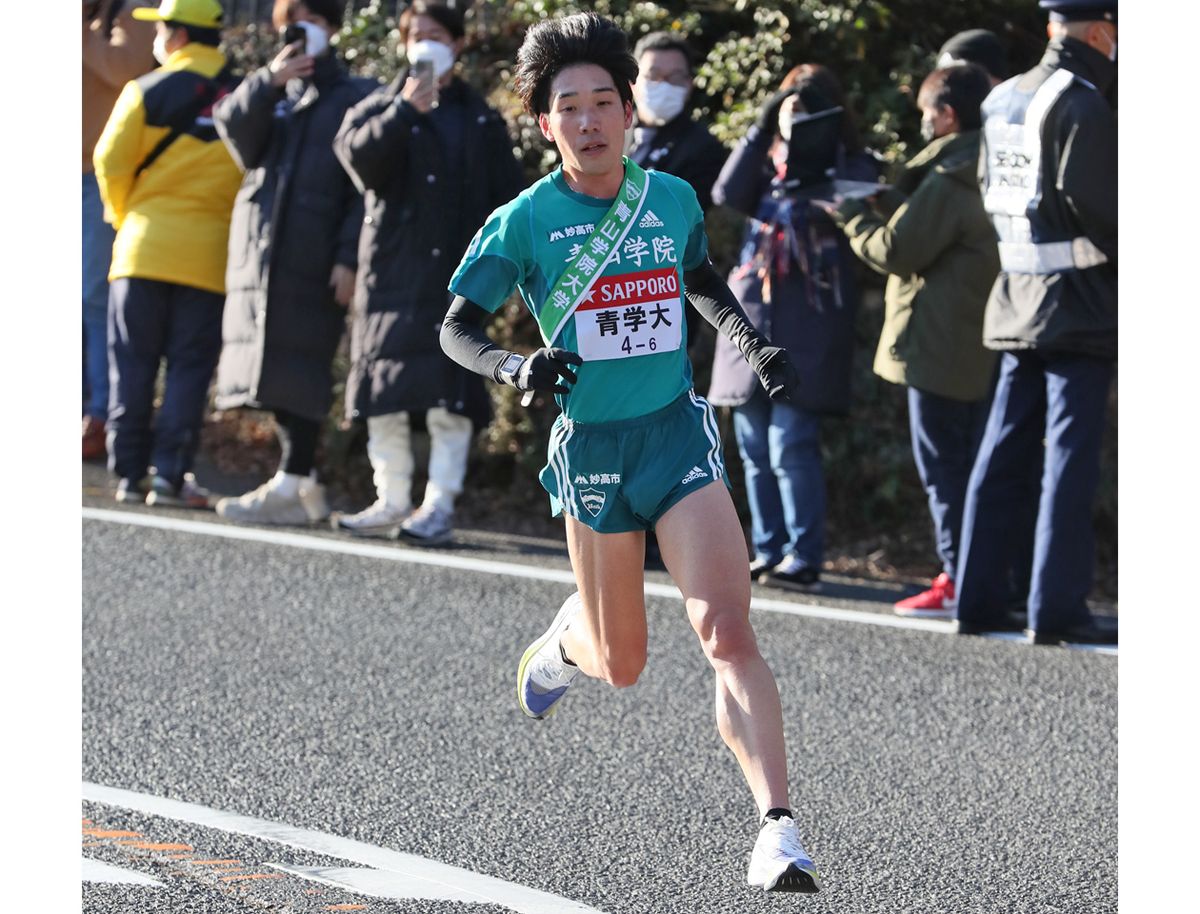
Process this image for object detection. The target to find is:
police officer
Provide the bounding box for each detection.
[954,0,1117,645]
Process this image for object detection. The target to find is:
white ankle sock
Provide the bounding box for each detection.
[269,470,304,498]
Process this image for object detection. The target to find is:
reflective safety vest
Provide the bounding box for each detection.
[980,68,1109,275]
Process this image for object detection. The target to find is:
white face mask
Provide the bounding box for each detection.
[293,20,329,57]
[408,39,456,79]
[152,32,170,65]
[777,94,798,141]
[636,79,689,125]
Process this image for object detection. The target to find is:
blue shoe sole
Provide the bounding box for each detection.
[516,596,579,720]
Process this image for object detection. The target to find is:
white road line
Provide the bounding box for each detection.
[268,863,486,903]
[81,507,1116,653]
[82,856,164,887]
[83,782,605,914]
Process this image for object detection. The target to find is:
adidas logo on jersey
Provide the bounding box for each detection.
[638,210,665,228]
[681,465,708,485]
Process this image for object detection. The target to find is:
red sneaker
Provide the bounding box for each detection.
[894,573,956,618]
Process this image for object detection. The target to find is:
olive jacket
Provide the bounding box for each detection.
[833,130,999,402]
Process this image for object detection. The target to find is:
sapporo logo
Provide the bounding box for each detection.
[579,488,606,517]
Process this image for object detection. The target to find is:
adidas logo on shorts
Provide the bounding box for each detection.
[681,465,708,485]
[638,210,665,228]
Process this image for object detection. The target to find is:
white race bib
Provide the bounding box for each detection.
[573,267,683,362]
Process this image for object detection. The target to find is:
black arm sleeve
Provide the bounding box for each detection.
[683,258,769,360]
[440,295,514,384]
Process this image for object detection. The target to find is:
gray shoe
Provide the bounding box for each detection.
[333,500,411,537]
[399,503,454,544]
[216,479,329,526]
[115,476,150,504]
[145,473,212,509]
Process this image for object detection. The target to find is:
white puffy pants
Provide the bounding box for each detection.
[366,408,473,513]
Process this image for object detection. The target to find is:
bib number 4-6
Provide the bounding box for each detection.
[574,267,682,362]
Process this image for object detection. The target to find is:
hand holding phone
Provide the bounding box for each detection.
[403,58,439,112]
[269,24,315,87]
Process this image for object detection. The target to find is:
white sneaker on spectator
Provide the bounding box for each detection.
[399,503,454,544]
[216,477,329,526]
[333,500,411,537]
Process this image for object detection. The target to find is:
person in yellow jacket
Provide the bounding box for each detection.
[93,0,241,508]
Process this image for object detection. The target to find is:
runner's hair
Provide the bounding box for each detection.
[514,12,638,115]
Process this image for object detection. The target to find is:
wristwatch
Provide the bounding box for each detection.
[498,352,526,387]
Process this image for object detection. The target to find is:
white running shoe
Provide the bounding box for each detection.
[333,500,411,537]
[399,503,454,544]
[216,479,329,525]
[516,592,583,719]
[747,815,822,893]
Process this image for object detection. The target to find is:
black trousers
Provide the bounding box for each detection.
[956,351,1113,631]
[273,409,321,478]
[106,277,223,486]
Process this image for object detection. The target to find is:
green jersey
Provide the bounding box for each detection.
[449,166,709,423]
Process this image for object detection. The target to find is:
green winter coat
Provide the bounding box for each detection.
[834,130,998,402]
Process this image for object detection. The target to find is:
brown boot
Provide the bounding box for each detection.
[82,416,106,461]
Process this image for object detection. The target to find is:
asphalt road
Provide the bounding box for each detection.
[82,493,1117,914]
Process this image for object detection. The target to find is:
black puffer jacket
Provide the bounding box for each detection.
[213,56,374,421]
[334,73,524,426]
[629,110,727,213]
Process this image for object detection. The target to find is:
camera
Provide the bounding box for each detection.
[783,107,844,190]
[282,23,307,53]
[779,106,888,205]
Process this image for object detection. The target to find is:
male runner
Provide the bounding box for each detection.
[440,12,822,893]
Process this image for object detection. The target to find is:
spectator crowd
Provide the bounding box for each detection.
[83,0,1117,645]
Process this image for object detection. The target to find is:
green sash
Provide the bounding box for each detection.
[537,157,651,346]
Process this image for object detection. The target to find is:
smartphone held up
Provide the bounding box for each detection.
[280,20,328,58]
[411,57,438,109]
[281,23,307,53]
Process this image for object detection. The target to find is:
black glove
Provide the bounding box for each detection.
[755,89,796,135]
[516,347,583,395]
[748,345,801,403]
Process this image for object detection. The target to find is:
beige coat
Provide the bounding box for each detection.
[82,1,155,173]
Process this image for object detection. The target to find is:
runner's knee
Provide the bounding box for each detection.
[693,606,759,667]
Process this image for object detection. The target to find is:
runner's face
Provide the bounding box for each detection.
[540,63,633,181]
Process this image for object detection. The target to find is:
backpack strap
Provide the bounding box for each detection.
[135,65,231,177]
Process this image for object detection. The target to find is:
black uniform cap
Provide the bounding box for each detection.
[1039,0,1117,23]
[937,29,1008,81]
